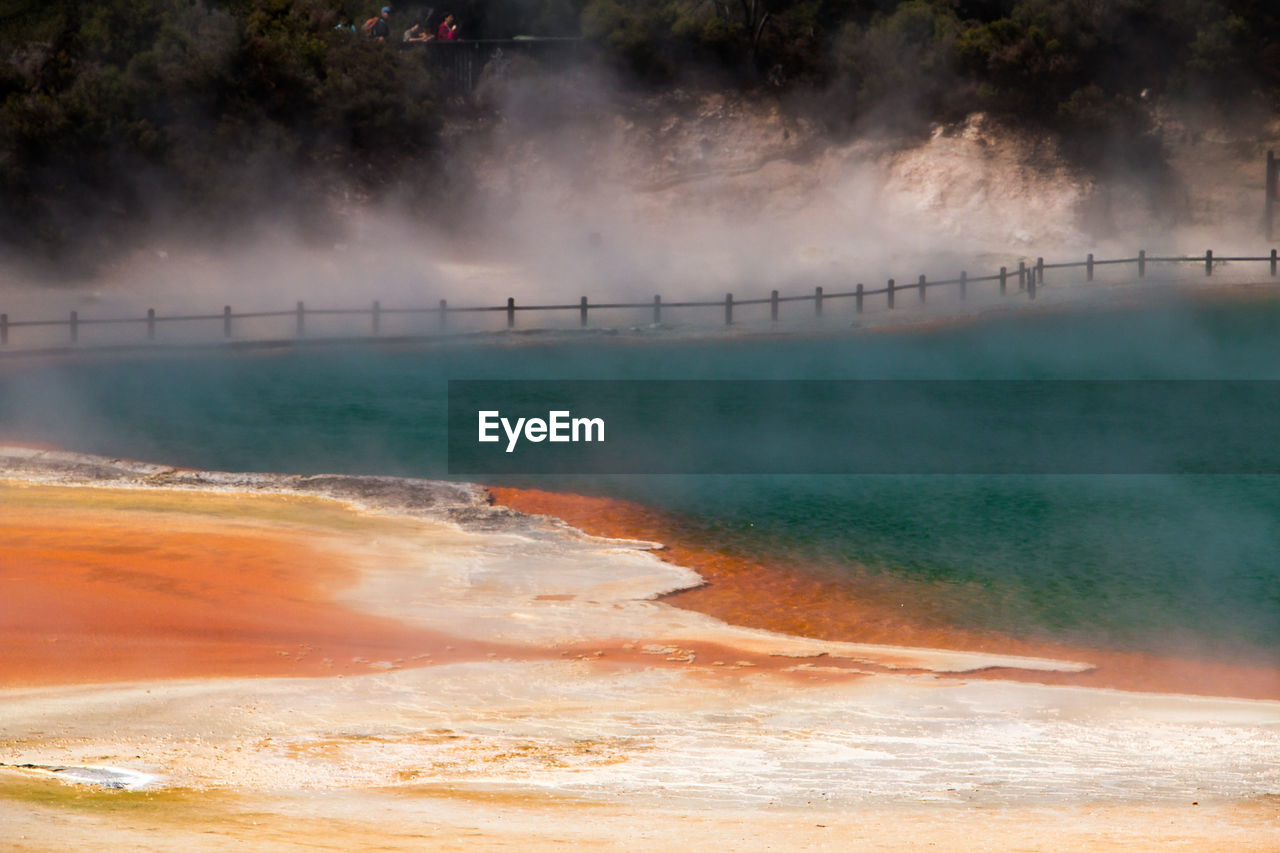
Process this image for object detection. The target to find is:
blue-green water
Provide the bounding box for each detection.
[3,297,1279,659]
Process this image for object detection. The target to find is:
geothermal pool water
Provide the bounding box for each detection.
[3,294,1280,851]
[2,294,1279,663]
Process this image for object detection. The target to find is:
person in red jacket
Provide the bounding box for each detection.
[437,14,458,40]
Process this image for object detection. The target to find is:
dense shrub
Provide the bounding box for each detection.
[4,0,1280,265]
[0,0,443,265]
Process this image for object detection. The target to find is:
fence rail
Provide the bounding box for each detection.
[2,249,1277,352]
[415,37,585,93]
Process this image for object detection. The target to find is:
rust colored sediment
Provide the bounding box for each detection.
[0,507,520,687]
[489,486,1280,701]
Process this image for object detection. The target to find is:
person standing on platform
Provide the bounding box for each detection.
[437,13,458,40]
[363,6,392,40]
[404,21,433,43]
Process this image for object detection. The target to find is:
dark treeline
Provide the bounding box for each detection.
[3,0,1279,268]
[1,1,446,267]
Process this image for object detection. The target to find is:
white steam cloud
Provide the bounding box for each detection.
[0,69,1275,345]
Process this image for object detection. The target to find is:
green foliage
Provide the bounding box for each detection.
[579,0,832,82]
[580,0,676,80]
[578,0,1280,127]
[531,0,587,35]
[5,0,1280,265]
[1184,5,1250,95]
[834,0,962,113]
[0,0,445,264]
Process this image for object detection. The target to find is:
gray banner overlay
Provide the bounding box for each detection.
[447,380,1280,475]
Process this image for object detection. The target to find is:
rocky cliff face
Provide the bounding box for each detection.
[445,80,1280,309]
[7,83,1275,318]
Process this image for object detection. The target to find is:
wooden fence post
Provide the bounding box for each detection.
[1272,249,1277,276]
[1,313,7,345]
[1268,150,1275,242]
[33,252,1256,350]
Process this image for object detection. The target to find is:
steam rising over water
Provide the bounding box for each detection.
[2,295,1279,660]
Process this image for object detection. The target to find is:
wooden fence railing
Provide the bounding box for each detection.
[414,37,584,93]
[1,249,1276,352]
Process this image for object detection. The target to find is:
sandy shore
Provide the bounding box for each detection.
[5,785,1278,852]
[2,447,1279,850]
[490,487,1280,702]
